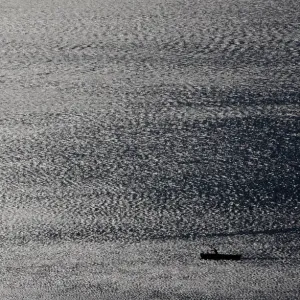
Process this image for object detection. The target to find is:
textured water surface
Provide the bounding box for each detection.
[1,239,300,300]
[0,0,300,298]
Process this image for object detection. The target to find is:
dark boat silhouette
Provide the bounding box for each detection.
[201,248,242,260]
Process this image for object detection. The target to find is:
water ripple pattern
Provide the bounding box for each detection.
[0,0,299,245]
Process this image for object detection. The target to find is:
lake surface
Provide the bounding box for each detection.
[0,0,299,298]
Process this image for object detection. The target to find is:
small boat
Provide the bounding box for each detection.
[200,253,242,260]
[200,248,242,260]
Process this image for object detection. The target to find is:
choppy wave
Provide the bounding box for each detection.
[0,0,299,251]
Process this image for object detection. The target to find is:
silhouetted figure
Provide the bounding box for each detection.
[213,248,218,254]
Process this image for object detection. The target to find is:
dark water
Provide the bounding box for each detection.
[1,1,300,298]
[0,0,299,250]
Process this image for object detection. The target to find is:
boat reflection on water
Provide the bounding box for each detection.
[201,248,242,260]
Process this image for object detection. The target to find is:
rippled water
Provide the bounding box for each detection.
[1,0,300,298]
